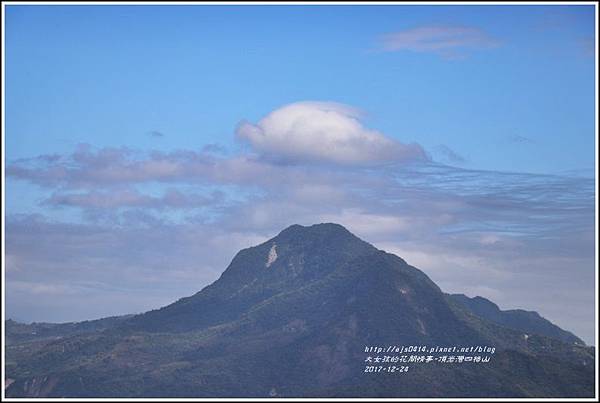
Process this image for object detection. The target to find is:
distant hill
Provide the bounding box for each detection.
[5,315,134,344]
[5,223,595,398]
[447,294,584,345]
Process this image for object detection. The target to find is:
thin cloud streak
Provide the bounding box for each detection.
[379,25,500,58]
[43,188,225,211]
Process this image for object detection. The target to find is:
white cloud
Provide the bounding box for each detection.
[236,101,427,165]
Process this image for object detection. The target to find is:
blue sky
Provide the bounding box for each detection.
[4,4,597,344]
[7,5,595,173]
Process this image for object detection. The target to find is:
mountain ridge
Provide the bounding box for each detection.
[447,293,584,345]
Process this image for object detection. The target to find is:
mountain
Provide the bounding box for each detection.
[5,223,595,398]
[447,294,584,345]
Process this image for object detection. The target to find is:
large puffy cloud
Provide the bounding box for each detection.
[236,101,427,165]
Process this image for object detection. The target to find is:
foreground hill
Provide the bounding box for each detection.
[5,223,595,397]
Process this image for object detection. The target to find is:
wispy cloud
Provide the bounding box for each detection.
[379,25,500,58]
[6,159,594,341]
[202,143,227,155]
[43,188,224,211]
[507,134,535,144]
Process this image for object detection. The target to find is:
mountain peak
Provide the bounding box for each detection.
[276,222,354,238]
[128,222,378,332]
[265,222,366,255]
